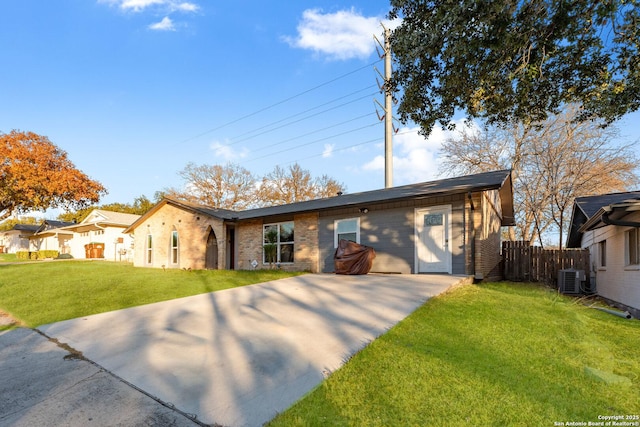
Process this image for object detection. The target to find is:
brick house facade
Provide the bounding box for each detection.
[125,170,514,279]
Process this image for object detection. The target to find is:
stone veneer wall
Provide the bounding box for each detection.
[131,203,226,270]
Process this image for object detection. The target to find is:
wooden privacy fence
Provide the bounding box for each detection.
[502,241,590,285]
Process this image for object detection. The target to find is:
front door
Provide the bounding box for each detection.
[205,228,218,270]
[416,206,451,273]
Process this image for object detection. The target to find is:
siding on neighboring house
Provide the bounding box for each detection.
[581,210,640,313]
[0,226,38,253]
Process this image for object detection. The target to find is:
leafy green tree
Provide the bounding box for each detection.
[0,216,38,232]
[389,0,640,136]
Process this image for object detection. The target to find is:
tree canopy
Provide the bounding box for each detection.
[1,130,107,221]
[167,162,345,210]
[439,106,638,247]
[389,0,640,136]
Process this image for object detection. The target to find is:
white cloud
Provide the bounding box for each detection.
[99,0,199,13]
[284,8,397,61]
[149,16,175,31]
[210,141,249,161]
[361,120,478,185]
[322,143,335,158]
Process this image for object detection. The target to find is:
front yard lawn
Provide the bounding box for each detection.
[0,261,303,327]
[268,282,640,426]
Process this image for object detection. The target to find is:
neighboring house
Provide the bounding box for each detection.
[125,170,515,279]
[29,220,75,253]
[567,191,640,316]
[61,209,141,261]
[0,224,40,253]
[26,210,140,260]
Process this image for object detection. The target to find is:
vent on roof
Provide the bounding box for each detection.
[558,269,585,294]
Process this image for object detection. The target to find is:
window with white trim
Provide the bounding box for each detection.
[334,218,360,247]
[170,230,179,265]
[146,234,153,265]
[626,228,639,265]
[263,221,294,264]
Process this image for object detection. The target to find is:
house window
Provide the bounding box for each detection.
[599,240,607,268]
[263,221,294,264]
[334,218,360,247]
[146,234,153,265]
[170,230,179,265]
[626,228,640,265]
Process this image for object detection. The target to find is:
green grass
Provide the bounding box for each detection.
[268,282,640,426]
[0,253,21,263]
[0,261,303,327]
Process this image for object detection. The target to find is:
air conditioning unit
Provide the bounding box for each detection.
[558,269,584,294]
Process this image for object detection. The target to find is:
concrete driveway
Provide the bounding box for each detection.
[31,273,467,426]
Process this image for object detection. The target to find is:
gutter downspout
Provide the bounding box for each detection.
[602,211,640,228]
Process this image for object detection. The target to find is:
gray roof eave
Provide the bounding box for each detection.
[233,169,513,221]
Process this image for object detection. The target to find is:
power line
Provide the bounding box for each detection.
[227,85,377,143]
[276,127,417,165]
[251,112,375,153]
[229,93,378,146]
[178,60,382,145]
[242,122,380,163]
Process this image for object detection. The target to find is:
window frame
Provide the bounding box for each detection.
[146,234,153,265]
[262,221,295,265]
[598,240,607,268]
[170,229,179,265]
[334,217,360,248]
[625,228,640,266]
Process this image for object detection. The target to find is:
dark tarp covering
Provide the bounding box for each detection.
[334,239,376,275]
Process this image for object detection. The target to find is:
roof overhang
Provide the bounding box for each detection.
[579,199,640,232]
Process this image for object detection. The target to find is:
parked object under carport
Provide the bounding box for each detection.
[334,239,376,275]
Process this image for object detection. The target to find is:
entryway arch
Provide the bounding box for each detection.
[205,226,218,269]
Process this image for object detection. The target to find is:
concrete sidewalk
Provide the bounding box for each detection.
[0,328,199,426]
[34,273,465,426]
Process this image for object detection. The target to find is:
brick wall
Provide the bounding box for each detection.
[236,219,263,270]
[131,203,226,270]
[236,213,319,272]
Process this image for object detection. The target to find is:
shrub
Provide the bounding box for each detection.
[16,251,30,260]
[37,250,59,259]
[56,253,73,260]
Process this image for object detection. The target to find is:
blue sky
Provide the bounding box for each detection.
[2,0,639,216]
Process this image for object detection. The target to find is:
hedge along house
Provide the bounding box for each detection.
[124,170,514,279]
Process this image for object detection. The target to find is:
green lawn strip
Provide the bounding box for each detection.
[0,261,303,327]
[268,282,640,427]
[0,253,23,263]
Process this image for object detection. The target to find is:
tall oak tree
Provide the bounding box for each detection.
[389,0,640,136]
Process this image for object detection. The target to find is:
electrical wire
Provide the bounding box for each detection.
[243,122,381,163]
[178,60,382,145]
[227,85,378,143]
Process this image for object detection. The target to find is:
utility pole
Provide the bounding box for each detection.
[375,25,394,188]
[383,26,393,188]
